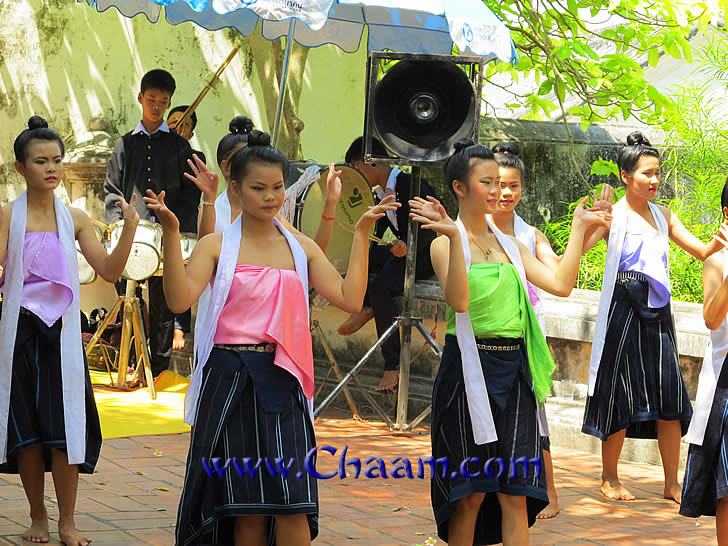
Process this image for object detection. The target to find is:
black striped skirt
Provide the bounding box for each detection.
[175,347,318,546]
[0,308,102,474]
[582,271,692,440]
[431,335,547,546]
[681,355,728,518]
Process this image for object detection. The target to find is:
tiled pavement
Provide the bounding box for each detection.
[0,418,718,545]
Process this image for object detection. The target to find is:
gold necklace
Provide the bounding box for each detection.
[469,232,495,260]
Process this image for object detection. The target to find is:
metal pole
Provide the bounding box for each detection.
[395,166,421,427]
[315,320,400,417]
[115,280,137,388]
[272,19,296,147]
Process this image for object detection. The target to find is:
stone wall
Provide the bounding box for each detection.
[425,117,666,224]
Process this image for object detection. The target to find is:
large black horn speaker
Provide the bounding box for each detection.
[363,52,486,165]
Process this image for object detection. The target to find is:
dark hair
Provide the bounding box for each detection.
[617,131,660,177]
[228,130,288,184]
[344,136,388,163]
[443,139,496,196]
[13,116,65,162]
[492,142,525,182]
[140,69,176,96]
[721,176,728,210]
[216,116,255,167]
[168,105,197,130]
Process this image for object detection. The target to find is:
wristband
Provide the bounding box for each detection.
[321,213,336,221]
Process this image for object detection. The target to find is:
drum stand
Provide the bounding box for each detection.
[84,279,157,399]
[312,319,393,426]
[314,167,441,430]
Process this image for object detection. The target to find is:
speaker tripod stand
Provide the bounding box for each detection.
[84,279,157,399]
[315,167,440,430]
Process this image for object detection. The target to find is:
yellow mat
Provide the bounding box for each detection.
[90,369,191,439]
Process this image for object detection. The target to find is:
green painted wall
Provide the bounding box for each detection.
[0,0,366,191]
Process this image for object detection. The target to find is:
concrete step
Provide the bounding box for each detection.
[314,359,691,471]
[544,398,690,470]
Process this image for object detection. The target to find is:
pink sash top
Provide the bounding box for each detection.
[213,264,314,398]
[0,232,73,327]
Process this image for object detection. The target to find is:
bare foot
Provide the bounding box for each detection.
[22,516,49,543]
[664,483,682,504]
[600,478,636,501]
[58,522,91,546]
[337,307,374,336]
[375,370,399,392]
[172,328,185,351]
[536,496,560,519]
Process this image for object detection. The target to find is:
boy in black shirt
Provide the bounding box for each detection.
[337,137,437,392]
[104,69,201,378]
[166,105,205,352]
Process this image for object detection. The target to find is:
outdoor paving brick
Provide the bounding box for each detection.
[126,529,177,544]
[0,417,722,545]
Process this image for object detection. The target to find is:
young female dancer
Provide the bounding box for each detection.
[410,140,609,545]
[582,132,724,503]
[0,116,138,545]
[182,116,340,369]
[144,130,396,545]
[188,115,339,245]
[491,142,561,519]
[491,142,615,519]
[680,179,728,544]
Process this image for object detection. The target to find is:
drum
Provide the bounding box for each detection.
[77,222,107,285]
[77,251,96,285]
[294,164,375,274]
[109,219,163,281]
[180,233,198,262]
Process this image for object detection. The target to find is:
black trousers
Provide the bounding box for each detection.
[366,245,433,371]
[117,276,174,377]
[174,310,191,333]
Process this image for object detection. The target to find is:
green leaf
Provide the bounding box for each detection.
[538,79,553,96]
[590,159,619,178]
[620,103,631,121]
[676,34,693,63]
[554,45,572,60]
[555,78,566,104]
[647,46,660,67]
[662,32,682,59]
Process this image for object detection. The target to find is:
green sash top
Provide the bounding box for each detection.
[446,262,555,403]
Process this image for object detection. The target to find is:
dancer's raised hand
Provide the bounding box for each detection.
[116,193,140,225]
[143,189,179,231]
[713,222,728,251]
[409,196,459,238]
[592,184,615,213]
[185,154,219,200]
[325,162,342,204]
[355,194,400,231]
[573,197,612,228]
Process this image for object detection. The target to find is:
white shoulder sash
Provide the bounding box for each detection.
[214,190,232,233]
[192,190,235,370]
[686,250,728,445]
[588,199,669,395]
[513,212,544,325]
[0,193,85,464]
[513,212,536,255]
[453,216,527,444]
[185,216,309,425]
